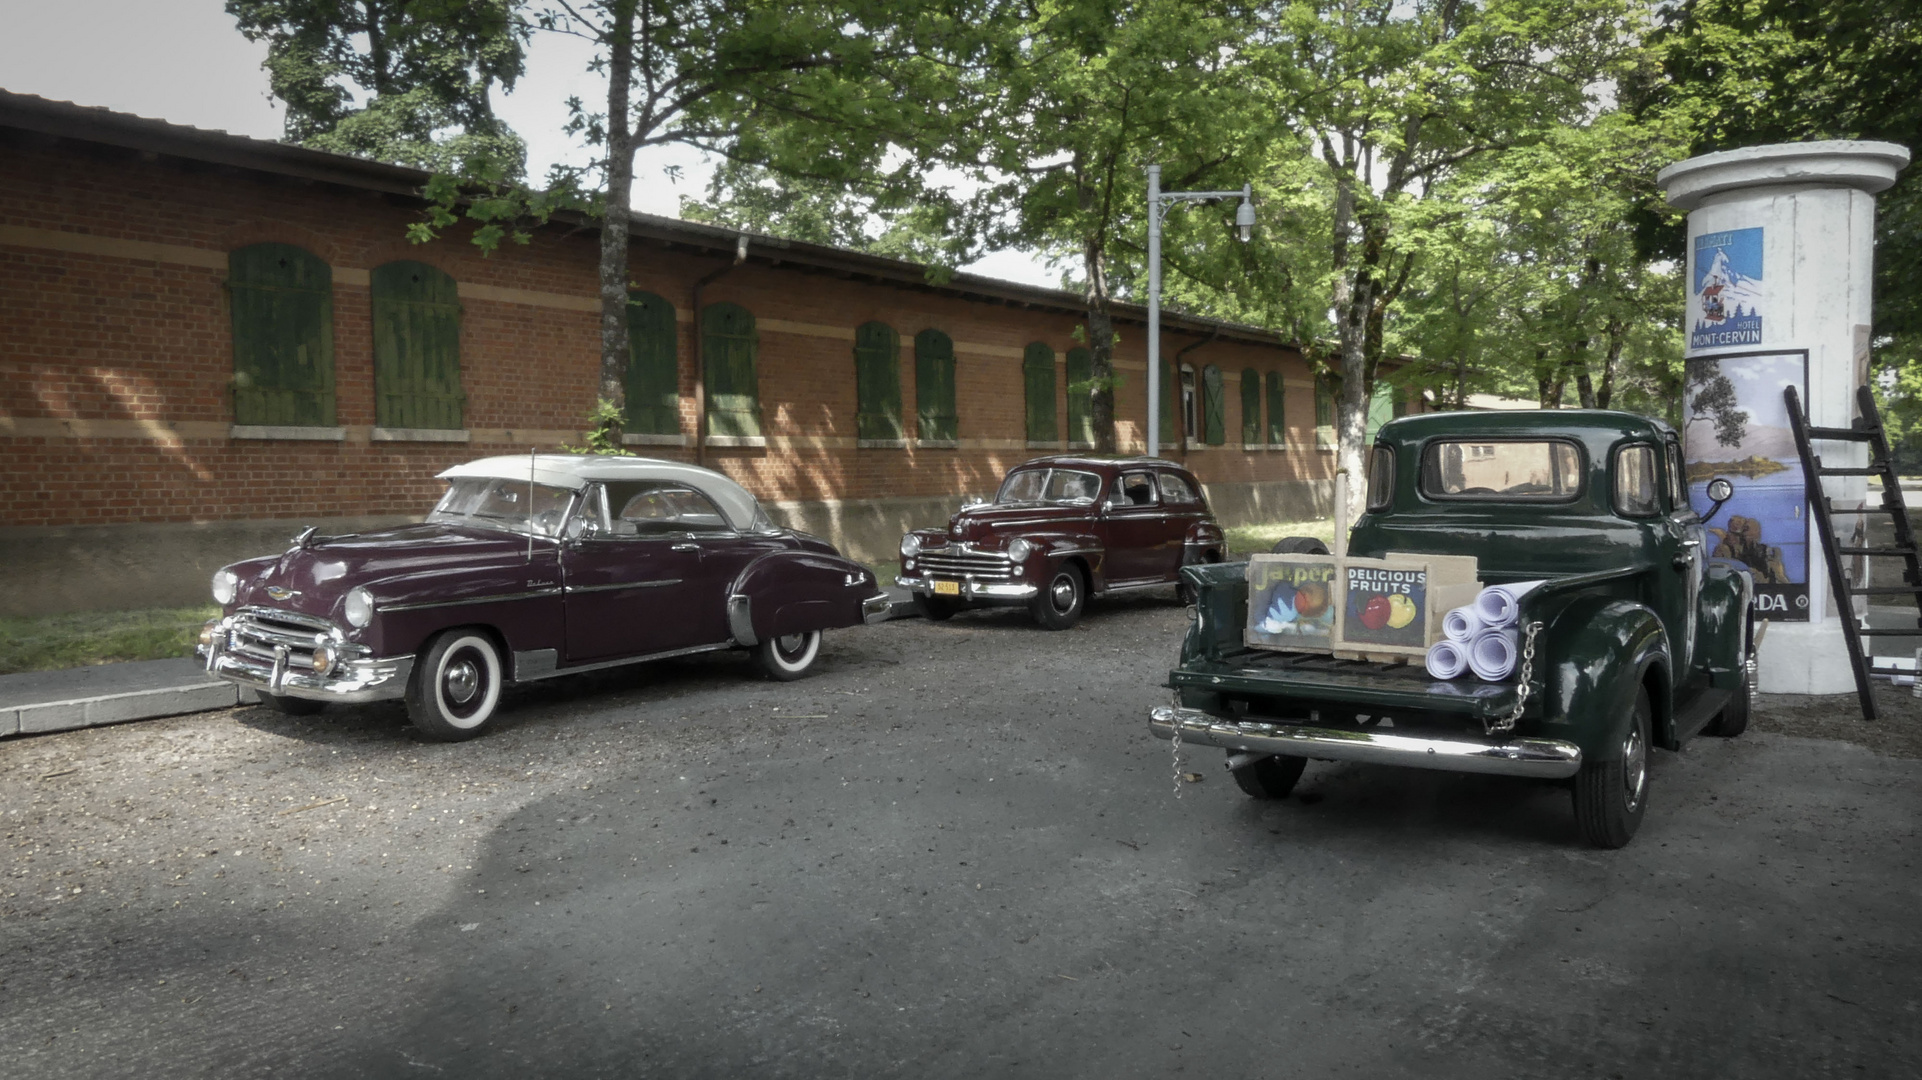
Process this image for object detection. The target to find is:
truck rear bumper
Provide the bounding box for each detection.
[1149,706,1583,780]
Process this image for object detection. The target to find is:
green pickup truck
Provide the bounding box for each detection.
[1151,410,1757,848]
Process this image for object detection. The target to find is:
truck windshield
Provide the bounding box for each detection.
[1421,440,1583,501]
[429,477,578,536]
[997,468,1101,504]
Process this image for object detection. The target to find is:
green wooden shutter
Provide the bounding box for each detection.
[1022,342,1057,443]
[229,243,334,426]
[1366,382,1397,442]
[915,328,957,443]
[1202,365,1225,445]
[626,290,680,435]
[855,322,903,442]
[1065,346,1094,446]
[1240,368,1261,445]
[702,302,761,438]
[371,261,463,430]
[1160,357,1176,445]
[1266,371,1286,446]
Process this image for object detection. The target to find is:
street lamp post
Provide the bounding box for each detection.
[1145,164,1255,459]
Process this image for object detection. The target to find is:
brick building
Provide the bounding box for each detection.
[1,90,1359,616]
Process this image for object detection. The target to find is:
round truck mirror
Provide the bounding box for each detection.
[1706,478,1734,503]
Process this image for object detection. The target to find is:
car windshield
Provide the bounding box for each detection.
[1420,440,1584,501]
[429,477,578,537]
[997,468,1101,505]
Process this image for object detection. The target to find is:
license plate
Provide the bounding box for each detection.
[933,580,961,596]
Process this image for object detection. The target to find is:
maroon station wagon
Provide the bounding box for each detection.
[196,455,890,741]
[897,456,1226,629]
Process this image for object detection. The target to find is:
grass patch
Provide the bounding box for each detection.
[0,605,219,676]
[1223,520,1337,558]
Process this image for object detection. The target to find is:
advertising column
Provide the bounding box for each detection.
[1657,142,1908,695]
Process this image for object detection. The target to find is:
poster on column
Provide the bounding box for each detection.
[1689,227,1766,351]
[1683,351,1809,621]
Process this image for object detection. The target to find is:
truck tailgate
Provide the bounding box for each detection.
[1168,649,1535,721]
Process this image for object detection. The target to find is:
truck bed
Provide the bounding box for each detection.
[1168,647,1535,722]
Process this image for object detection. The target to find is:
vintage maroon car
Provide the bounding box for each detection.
[196,455,890,741]
[897,456,1225,629]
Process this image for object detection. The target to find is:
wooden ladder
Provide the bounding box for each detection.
[1783,384,1922,719]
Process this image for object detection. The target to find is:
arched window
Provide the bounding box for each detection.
[229,243,334,426]
[1202,365,1226,445]
[625,290,680,436]
[1266,371,1286,447]
[371,261,463,430]
[1240,368,1261,446]
[1022,342,1056,443]
[702,302,760,439]
[855,321,903,443]
[915,328,957,444]
[1065,346,1095,447]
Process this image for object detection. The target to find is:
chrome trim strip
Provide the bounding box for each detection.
[210,652,415,704]
[727,593,757,646]
[1102,579,1174,594]
[512,648,558,680]
[237,606,334,631]
[381,587,562,613]
[1148,706,1582,779]
[519,642,735,681]
[894,575,1037,601]
[562,578,682,596]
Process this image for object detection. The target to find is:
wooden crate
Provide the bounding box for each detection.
[1244,553,1341,653]
[1330,554,1481,663]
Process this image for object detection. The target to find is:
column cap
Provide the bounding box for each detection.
[1656,141,1910,211]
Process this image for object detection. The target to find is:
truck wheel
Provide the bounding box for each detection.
[755,630,821,680]
[912,593,960,621]
[1574,686,1651,848]
[1029,565,1086,630]
[1271,537,1330,555]
[1231,753,1307,799]
[405,630,504,742]
[258,692,324,716]
[1706,675,1750,737]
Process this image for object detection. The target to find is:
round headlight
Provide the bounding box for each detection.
[343,587,375,628]
[1007,538,1034,562]
[900,533,922,558]
[211,569,238,606]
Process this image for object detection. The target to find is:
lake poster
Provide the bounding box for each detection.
[1683,351,1809,621]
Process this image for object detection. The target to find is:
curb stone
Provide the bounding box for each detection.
[4,682,243,739]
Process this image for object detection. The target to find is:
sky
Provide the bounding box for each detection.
[0,0,1058,287]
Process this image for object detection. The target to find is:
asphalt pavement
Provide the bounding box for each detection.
[2,593,1919,1078]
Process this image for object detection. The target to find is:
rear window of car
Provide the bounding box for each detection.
[1419,439,1583,501]
[1157,472,1199,505]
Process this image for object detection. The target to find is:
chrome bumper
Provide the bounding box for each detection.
[199,644,414,704]
[1149,705,1582,779]
[862,592,893,624]
[895,575,1039,601]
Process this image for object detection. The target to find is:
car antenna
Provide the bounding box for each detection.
[527,447,536,563]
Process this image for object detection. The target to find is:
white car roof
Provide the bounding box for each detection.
[439,454,766,531]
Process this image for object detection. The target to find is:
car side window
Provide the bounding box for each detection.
[1108,471,1158,509]
[602,482,734,537]
[1157,473,1198,506]
[1614,444,1660,517]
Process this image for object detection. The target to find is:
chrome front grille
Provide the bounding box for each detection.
[228,606,336,667]
[916,547,1014,580]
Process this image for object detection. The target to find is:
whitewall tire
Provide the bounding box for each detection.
[406,630,504,741]
[755,630,821,681]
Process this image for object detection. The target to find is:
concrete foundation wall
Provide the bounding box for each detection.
[1,479,1333,616]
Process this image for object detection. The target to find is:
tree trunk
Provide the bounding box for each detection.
[1327,172,1374,527]
[596,0,638,446]
[1083,238,1117,455]
[1576,370,1596,409]
[1598,319,1623,409]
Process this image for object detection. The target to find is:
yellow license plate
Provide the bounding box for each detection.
[933,580,961,596]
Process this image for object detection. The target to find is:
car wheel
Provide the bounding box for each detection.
[1573,685,1651,848]
[1231,753,1306,799]
[756,629,821,680]
[405,629,504,742]
[1029,564,1086,630]
[1271,536,1330,555]
[1707,671,1750,737]
[912,593,960,621]
[258,691,325,716]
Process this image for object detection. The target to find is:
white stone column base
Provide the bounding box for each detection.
[1756,619,1860,696]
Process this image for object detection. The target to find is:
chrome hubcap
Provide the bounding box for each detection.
[1050,576,1076,612]
[1622,723,1647,812]
[777,633,805,655]
[445,658,480,704]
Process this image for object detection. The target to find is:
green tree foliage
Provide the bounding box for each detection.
[228,0,528,175]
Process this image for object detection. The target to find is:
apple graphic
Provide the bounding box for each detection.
[1358,593,1392,630]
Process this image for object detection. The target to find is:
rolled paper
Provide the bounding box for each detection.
[1425,638,1469,680]
[1442,604,1483,643]
[1474,580,1548,629]
[1469,626,1521,682]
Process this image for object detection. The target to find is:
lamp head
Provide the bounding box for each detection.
[1235,198,1256,242]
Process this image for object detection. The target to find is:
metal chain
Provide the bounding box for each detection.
[1169,694,1185,798]
[1488,620,1544,736]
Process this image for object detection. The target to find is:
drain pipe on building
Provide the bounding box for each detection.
[691,233,749,469]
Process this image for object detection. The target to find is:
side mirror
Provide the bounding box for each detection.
[1702,477,1735,524]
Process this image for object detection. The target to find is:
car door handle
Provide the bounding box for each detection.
[671,542,700,552]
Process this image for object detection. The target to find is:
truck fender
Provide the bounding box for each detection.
[727,550,877,646]
[1036,532,1106,590]
[1538,595,1671,761]
[1182,520,1226,562]
[1697,560,1755,687]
